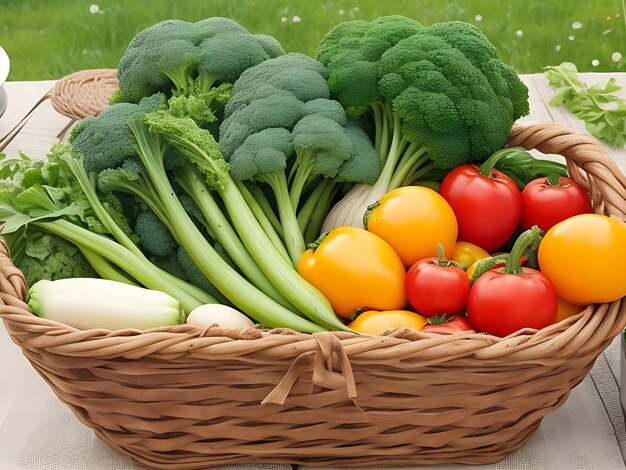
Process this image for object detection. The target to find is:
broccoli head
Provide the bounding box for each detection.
[69,93,166,173]
[316,16,528,169]
[116,17,285,103]
[378,23,529,167]
[315,15,423,117]
[220,53,379,187]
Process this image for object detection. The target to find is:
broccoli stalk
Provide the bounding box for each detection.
[79,247,139,286]
[173,162,297,310]
[127,114,332,332]
[142,111,348,332]
[0,148,213,314]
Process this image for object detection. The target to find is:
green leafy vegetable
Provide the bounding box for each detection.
[545,62,626,148]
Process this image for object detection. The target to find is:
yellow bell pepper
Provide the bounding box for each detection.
[298,226,407,320]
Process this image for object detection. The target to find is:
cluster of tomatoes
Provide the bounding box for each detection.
[298,160,626,338]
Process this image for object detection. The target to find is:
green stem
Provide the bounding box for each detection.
[547,173,562,187]
[377,101,391,163]
[371,102,383,156]
[504,226,544,275]
[390,148,429,189]
[297,178,333,234]
[478,148,524,177]
[79,247,139,286]
[236,181,289,262]
[289,149,315,210]
[469,254,510,285]
[304,183,340,245]
[262,172,307,267]
[61,154,144,258]
[402,162,435,187]
[63,154,208,301]
[176,166,297,311]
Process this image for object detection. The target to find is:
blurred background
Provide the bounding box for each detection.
[0,0,624,80]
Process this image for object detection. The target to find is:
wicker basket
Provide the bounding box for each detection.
[2,72,626,469]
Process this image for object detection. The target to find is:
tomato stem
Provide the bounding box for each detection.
[504,226,544,274]
[547,173,563,187]
[428,313,453,325]
[437,243,447,265]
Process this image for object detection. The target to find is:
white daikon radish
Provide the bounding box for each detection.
[27,278,184,330]
[186,304,255,329]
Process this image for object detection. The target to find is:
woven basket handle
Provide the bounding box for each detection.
[508,122,626,221]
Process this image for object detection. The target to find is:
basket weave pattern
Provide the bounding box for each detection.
[1,121,625,469]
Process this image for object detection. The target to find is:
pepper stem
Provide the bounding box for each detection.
[504,226,544,274]
[307,231,328,251]
[363,201,380,230]
[479,147,529,177]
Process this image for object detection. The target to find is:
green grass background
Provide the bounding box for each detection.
[1,0,625,80]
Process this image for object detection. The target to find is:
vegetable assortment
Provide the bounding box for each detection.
[1,15,623,338]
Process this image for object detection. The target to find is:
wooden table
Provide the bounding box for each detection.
[0,74,625,470]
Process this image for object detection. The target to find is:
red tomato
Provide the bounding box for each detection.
[520,177,593,231]
[421,314,475,334]
[405,257,470,317]
[466,267,558,337]
[440,164,522,252]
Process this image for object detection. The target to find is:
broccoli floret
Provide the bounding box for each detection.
[315,15,424,116]
[219,53,380,264]
[135,209,177,257]
[69,93,166,172]
[116,17,284,103]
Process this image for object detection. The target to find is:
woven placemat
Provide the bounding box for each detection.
[50,68,118,120]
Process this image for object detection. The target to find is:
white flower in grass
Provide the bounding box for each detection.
[89,4,100,14]
[280,16,288,23]
[592,59,600,67]
[612,52,622,62]
[569,35,575,41]
[555,44,562,52]
[292,16,301,23]
[475,14,483,21]
[515,30,523,37]
[572,21,583,30]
